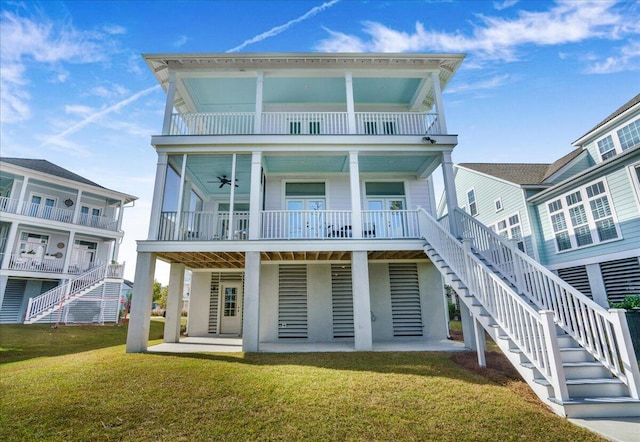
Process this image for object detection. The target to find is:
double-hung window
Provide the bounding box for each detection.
[597,135,616,161]
[467,189,478,216]
[617,119,640,151]
[596,118,640,161]
[547,179,620,252]
[492,212,525,252]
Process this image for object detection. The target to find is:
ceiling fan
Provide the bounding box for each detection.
[208,175,238,188]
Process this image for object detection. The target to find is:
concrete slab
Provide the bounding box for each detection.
[569,417,640,442]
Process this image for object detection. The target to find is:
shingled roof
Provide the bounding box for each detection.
[458,145,586,186]
[574,93,640,144]
[1,158,105,189]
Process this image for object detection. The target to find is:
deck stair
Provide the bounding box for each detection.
[24,263,124,324]
[418,208,640,418]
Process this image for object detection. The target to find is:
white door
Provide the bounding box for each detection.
[219,283,243,335]
[286,199,325,238]
[367,198,405,238]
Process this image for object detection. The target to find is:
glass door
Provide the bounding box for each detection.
[367,198,405,238]
[286,199,325,238]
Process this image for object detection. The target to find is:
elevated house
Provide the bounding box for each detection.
[449,94,640,308]
[0,158,137,324]
[127,53,640,418]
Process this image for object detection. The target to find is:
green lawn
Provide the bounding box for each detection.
[0,323,604,441]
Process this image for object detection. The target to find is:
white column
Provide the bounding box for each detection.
[62,231,75,273]
[126,252,157,353]
[254,72,264,134]
[248,152,262,240]
[345,72,356,134]
[0,275,8,313]
[116,199,125,231]
[243,251,261,352]
[459,301,477,350]
[586,263,608,308]
[0,222,19,269]
[72,189,83,224]
[441,152,460,238]
[352,251,372,351]
[17,177,29,212]
[474,318,486,367]
[349,151,363,238]
[227,153,237,239]
[431,71,447,133]
[164,263,185,343]
[161,71,177,135]
[173,154,188,240]
[148,153,169,240]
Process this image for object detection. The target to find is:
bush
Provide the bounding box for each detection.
[151,309,165,316]
[448,301,460,320]
[610,295,640,310]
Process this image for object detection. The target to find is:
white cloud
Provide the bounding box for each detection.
[586,40,640,74]
[0,9,118,124]
[445,74,511,94]
[89,83,129,99]
[315,1,639,70]
[173,35,188,48]
[494,0,519,11]
[227,0,341,53]
[65,104,94,116]
[103,24,126,35]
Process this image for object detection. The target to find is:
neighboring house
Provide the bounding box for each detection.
[126,53,640,418]
[0,158,137,324]
[448,94,640,308]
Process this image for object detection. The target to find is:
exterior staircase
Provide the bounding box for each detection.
[418,208,640,418]
[24,263,125,324]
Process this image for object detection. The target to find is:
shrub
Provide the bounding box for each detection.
[610,295,640,310]
[151,309,165,316]
[448,301,460,320]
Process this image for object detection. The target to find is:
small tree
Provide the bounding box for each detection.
[152,280,163,304]
[157,285,169,309]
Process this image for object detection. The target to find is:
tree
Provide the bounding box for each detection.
[157,285,169,309]
[152,280,163,303]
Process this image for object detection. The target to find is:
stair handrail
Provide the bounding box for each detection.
[24,263,119,322]
[454,208,640,397]
[418,208,569,400]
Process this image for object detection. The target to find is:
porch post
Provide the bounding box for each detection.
[62,231,75,273]
[72,190,83,224]
[0,275,8,314]
[441,152,460,238]
[431,71,447,133]
[162,71,177,135]
[0,222,19,269]
[248,152,262,240]
[126,252,157,353]
[148,153,169,240]
[474,317,486,367]
[459,301,477,350]
[116,199,125,231]
[243,251,261,352]
[352,251,372,351]
[349,151,363,239]
[227,153,237,239]
[345,72,356,134]
[173,154,187,240]
[17,177,29,212]
[254,72,264,134]
[164,263,185,343]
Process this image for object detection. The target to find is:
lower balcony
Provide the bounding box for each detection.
[157,210,420,241]
[4,253,102,274]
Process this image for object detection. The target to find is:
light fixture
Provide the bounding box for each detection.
[64,198,74,207]
[422,136,436,144]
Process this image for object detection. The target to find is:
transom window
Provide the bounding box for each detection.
[467,189,478,216]
[547,179,620,253]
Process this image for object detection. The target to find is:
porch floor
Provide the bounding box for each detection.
[147,336,467,354]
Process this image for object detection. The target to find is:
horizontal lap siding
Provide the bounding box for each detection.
[406,179,431,212]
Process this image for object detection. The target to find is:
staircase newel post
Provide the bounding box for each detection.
[540,310,569,402]
[608,309,640,399]
[510,239,524,295]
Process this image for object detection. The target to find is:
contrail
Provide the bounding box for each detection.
[226,0,340,53]
[42,84,160,146]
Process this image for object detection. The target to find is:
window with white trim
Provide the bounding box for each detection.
[547,179,620,253]
[494,198,503,212]
[491,212,525,252]
[596,117,640,161]
[597,135,616,161]
[467,189,478,216]
[617,119,640,151]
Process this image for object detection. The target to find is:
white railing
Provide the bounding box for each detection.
[418,208,569,400]
[355,112,439,135]
[0,196,19,213]
[454,208,640,395]
[158,211,250,240]
[76,213,118,231]
[20,201,74,223]
[262,210,352,239]
[24,263,124,322]
[170,112,255,135]
[8,253,65,273]
[167,111,441,136]
[361,210,420,239]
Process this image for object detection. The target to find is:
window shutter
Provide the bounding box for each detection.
[278,265,308,338]
[331,264,354,338]
[389,263,423,337]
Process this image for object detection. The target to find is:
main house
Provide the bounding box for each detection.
[0,158,137,324]
[449,94,640,308]
[126,53,640,418]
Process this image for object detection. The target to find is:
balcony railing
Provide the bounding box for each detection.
[0,197,119,231]
[156,210,420,241]
[5,253,102,274]
[168,112,440,136]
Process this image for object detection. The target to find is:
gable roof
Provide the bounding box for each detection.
[541,146,584,181]
[1,157,105,188]
[458,163,550,185]
[574,93,640,144]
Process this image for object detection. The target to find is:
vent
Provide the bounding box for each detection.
[600,258,640,304]
[0,278,26,323]
[209,272,244,334]
[331,264,353,339]
[557,266,592,298]
[389,263,423,337]
[278,265,308,339]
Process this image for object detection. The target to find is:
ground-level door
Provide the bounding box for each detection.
[219,282,243,335]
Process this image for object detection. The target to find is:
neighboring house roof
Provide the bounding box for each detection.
[1,157,105,188]
[541,146,584,181]
[573,93,640,144]
[458,162,550,185]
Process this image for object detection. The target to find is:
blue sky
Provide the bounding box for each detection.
[1,0,639,283]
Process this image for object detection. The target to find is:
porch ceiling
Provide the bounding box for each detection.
[156,250,429,269]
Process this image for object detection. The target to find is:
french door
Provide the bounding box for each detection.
[286,199,325,238]
[219,282,243,335]
[367,198,405,238]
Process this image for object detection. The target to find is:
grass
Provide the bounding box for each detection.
[0,323,604,441]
